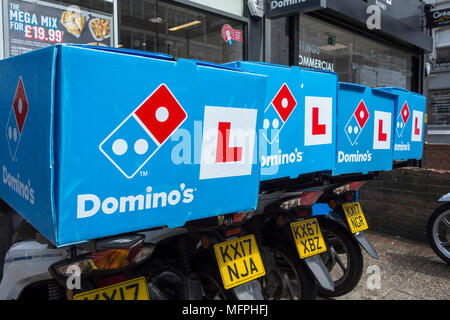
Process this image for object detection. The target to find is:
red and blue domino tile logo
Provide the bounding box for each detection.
[396,101,410,138]
[6,77,29,161]
[344,99,370,146]
[100,84,187,179]
[262,83,297,144]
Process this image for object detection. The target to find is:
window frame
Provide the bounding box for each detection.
[117,0,248,62]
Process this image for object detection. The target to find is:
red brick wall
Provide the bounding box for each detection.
[423,143,450,171]
[359,168,450,242]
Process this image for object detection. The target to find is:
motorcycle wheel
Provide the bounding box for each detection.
[191,255,235,300]
[427,204,450,265]
[317,216,363,297]
[260,240,317,300]
[197,270,234,300]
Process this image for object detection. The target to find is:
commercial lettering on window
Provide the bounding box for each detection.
[298,40,335,72]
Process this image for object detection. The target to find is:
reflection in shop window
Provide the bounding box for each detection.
[436,47,450,65]
[298,14,413,90]
[119,0,244,63]
[429,90,450,126]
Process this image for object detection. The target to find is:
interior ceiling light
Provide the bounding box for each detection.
[169,20,202,32]
[319,43,348,51]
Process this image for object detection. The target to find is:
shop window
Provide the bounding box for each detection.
[436,47,450,65]
[298,14,413,90]
[118,0,245,64]
[429,90,450,127]
[436,28,450,49]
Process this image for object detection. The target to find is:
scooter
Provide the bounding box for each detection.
[257,188,334,300]
[0,200,266,300]
[312,178,379,297]
[427,192,450,265]
[141,211,267,300]
[0,200,157,300]
[255,172,337,299]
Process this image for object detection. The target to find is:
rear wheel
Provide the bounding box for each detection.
[427,204,450,265]
[192,255,235,300]
[260,240,317,300]
[197,270,232,300]
[317,216,363,297]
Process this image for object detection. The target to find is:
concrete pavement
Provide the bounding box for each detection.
[334,231,449,300]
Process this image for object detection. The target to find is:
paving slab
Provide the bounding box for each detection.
[334,231,450,300]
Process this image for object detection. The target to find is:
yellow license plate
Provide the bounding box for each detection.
[290,218,327,259]
[214,234,266,290]
[342,202,369,233]
[74,277,149,300]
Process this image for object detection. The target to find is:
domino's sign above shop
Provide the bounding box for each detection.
[266,0,326,19]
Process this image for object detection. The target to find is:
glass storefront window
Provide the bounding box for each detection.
[429,89,450,127]
[436,47,450,64]
[298,14,413,90]
[119,0,245,63]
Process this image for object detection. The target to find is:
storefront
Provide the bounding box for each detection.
[0,0,248,64]
[0,0,433,92]
[264,0,433,94]
[426,2,450,144]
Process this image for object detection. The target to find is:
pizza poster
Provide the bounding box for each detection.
[6,0,113,57]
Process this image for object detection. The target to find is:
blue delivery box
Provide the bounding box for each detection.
[334,83,396,176]
[376,87,426,162]
[225,62,337,182]
[0,45,268,247]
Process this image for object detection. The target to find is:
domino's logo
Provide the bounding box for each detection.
[345,100,369,146]
[100,84,187,179]
[396,101,410,138]
[6,77,29,161]
[262,84,332,147]
[262,83,297,144]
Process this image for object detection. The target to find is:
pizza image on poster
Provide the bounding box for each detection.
[60,10,87,38]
